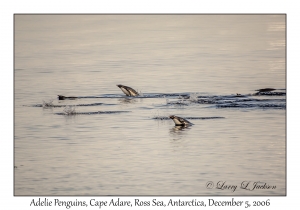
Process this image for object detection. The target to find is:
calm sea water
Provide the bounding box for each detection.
[14,15,286,196]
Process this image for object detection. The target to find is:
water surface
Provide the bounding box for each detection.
[14,15,286,196]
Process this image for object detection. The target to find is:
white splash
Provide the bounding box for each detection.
[139,90,144,97]
[189,92,200,102]
[42,99,54,108]
[63,105,77,115]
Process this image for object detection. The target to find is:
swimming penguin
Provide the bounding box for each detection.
[58,95,65,100]
[169,115,193,126]
[117,84,139,97]
[255,88,276,93]
[57,95,77,100]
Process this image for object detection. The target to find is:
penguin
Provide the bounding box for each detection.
[255,88,276,93]
[116,84,139,97]
[169,115,194,126]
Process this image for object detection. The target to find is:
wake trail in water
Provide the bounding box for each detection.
[56,111,130,115]
[164,92,286,110]
[28,102,111,108]
[153,116,225,120]
[29,88,286,111]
